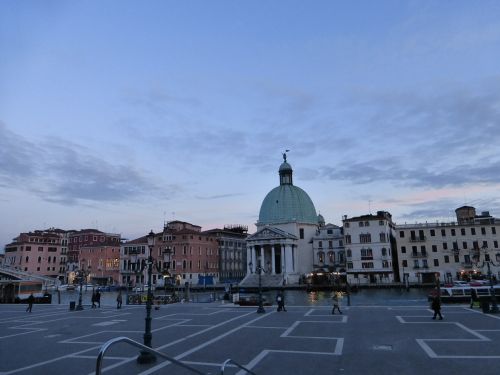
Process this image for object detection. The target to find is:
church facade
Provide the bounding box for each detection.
[245,155,322,285]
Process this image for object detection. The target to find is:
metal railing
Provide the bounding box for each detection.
[220,359,256,374]
[96,336,255,375]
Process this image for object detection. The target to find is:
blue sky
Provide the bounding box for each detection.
[2,1,500,248]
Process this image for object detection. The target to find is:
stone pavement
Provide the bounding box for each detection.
[1,301,500,374]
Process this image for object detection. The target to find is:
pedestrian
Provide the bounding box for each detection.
[91,292,97,308]
[332,291,342,314]
[96,290,101,308]
[276,290,286,312]
[431,296,443,320]
[26,293,35,313]
[470,289,478,309]
[116,290,123,309]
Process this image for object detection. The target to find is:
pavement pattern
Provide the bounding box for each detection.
[1,301,500,374]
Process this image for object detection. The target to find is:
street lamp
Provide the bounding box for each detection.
[75,263,89,311]
[133,230,171,364]
[248,258,269,314]
[473,245,500,313]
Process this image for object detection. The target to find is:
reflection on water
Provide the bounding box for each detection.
[50,287,432,307]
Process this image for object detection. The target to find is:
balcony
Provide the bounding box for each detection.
[461,262,473,269]
[409,237,426,243]
[411,252,428,258]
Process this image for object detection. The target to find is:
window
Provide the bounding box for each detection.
[361,248,373,259]
[463,242,468,249]
[441,229,446,237]
[421,245,427,255]
[360,234,371,243]
[318,241,323,248]
[401,246,406,253]
[379,220,384,226]
[461,228,466,235]
[38,247,43,251]
[481,227,486,235]
[432,245,437,252]
[328,252,334,262]
[346,249,352,258]
[492,227,497,235]
[318,252,324,263]
[451,229,456,236]
[328,241,333,248]
[494,241,499,248]
[402,260,408,267]
[442,243,448,250]
[381,248,387,256]
[430,229,435,236]
[361,262,374,269]
[454,254,459,263]
[471,228,476,235]
[380,233,386,242]
[444,255,449,263]
[26,246,31,251]
[345,222,350,228]
[345,235,351,244]
[464,254,471,264]
[359,222,364,227]
[399,231,405,238]
[299,228,304,239]
[483,241,488,248]
[433,259,439,267]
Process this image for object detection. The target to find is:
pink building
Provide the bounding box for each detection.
[3,229,67,281]
[68,229,121,285]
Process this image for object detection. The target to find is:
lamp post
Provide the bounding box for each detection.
[133,230,171,364]
[473,245,500,314]
[75,264,89,311]
[249,258,268,314]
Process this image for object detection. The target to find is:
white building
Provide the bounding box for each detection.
[343,211,397,285]
[396,206,500,285]
[311,221,345,274]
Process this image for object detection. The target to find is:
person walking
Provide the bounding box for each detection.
[96,290,101,308]
[26,293,35,313]
[332,291,342,314]
[91,292,97,308]
[116,290,123,309]
[470,289,478,309]
[276,290,286,312]
[431,296,443,320]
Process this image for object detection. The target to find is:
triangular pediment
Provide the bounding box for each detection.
[247,226,297,241]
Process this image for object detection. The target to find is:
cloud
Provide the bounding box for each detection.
[0,123,176,205]
[195,193,244,200]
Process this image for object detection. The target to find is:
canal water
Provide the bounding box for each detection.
[50,287,432,307]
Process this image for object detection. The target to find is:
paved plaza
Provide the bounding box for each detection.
[1,301,500,374]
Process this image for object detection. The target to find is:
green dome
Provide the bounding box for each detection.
[258,185,318,225]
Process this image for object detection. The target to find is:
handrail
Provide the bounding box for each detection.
[220,359,256,375]
[95,336,206,375]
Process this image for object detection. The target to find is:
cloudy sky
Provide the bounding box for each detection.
[2,1,500,248]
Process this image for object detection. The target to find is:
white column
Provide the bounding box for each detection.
[271,245,276,274]
[247,246,252,273]
[281,245,285,274]
[251,246,256,273]
[285,244,293,273]
[260,246,264,265]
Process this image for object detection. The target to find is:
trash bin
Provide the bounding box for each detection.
[69,301,76,311]
[481,300,490,313]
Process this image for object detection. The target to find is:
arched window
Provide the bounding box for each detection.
[328,251,334,263]
[318,251,324,263]
[346,249,352,258]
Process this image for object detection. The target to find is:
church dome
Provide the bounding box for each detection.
[258,155,317,225]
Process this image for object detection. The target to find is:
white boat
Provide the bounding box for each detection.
[429,282,500,303]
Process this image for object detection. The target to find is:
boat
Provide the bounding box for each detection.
[429,282,500,303]
[233,293,272,306]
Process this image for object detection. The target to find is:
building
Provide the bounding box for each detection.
[120,220,220,288]
[67,229,121,285]
[311,221,345,274]
[204,225,248,284]
[3,228,67,282]
[396,206,500,285]
[244,154,323,286]
[343,211,397,285]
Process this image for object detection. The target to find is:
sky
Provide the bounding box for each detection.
[1,0,500,249]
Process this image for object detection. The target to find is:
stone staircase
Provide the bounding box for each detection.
[239,273,284,288]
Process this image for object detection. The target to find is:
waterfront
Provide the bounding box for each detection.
[48,287,432,308]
